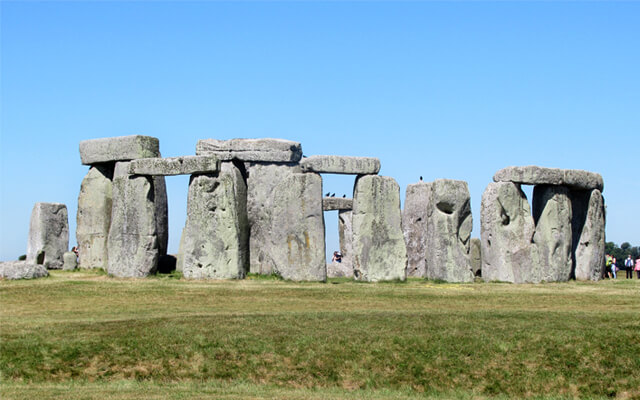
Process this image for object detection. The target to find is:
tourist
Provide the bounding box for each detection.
[635,256,640,279]
[332,251,342,263]
[624,255,634,279]
[71,245,79,257]
[605,254,613,279]
[611,257,617,279]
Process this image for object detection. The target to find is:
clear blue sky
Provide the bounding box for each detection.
[1,1,638,262]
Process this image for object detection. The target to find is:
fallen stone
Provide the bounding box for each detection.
[425,179,474,282]
[326,262,352,278]
[128,155,220,176]
[300,155,380,175]
[338,210,353,274]
[352,175,407,282]
[63,251,77,270]
[532,185,573,282]
[493,166,603,191]
[322,197,353,211]
[80,135,160,165]
[402,182,431,278]
[571,189,605,281]
[469,238,482,277]
[27,202,69,270]
[107,162,160,277]
[481,182,538,283]
[181,162,249,279]
[0,261,49,280]
[76,165,113,269]
[197,138,302,162]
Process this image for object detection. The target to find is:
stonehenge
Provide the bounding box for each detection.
[5,135,604,284]
[481,167,605,283]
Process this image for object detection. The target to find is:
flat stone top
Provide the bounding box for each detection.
[80,135,160,165]
[300,155,380,175]
[196,138,302,162]
[323,197,353,211]
[493,166,604,191]
[129,155,220,176]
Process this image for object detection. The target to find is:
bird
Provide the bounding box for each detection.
[302,154,307,158]
[419,176,423,181]
[342,194,346,198]
[331,193,335,197]
[325,192,330,197]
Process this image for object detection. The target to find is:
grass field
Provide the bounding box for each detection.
[1,270,639,399]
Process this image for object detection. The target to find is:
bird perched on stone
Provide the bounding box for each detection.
[331,193,335,197]
[419,176,423,181]
[325,192,330,197]
[342,194,346,198]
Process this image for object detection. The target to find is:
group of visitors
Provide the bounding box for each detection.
[605,254,640,279]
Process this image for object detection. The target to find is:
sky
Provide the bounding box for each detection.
[1,1,639,262]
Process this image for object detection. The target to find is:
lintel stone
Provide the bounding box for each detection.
[129,155,220,176]
[196,138,302,162]
[80,135,160,165]
[300,155,380,175]
[322,197,353,211]
[493,166,603,191]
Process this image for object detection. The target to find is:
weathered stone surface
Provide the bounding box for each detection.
[352,176,407,281]
[0,261,49,280]
[338,210,353,273]
[107,162,159,277]
[323,197,353,211]
[80,135,160,165]
[326,262,352,278]
[76,165,113,269]
[571,189,605,281]
[181,162,249,279]
[425,180,474,282]
[197,138,302,162]
[27,203,69,270]
[300,156,380,175]
[63,251,78,270]
[481,182,537,283]
[402,182,431,278]
[469,238,482,277]
[129,155,220,176]
[154,175,168,257]
[493,166,603,191]
[246,162,301,275]
[258,172,326,281]
[176,226,186,273]
[532,185,573,282]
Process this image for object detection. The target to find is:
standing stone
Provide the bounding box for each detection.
[402,182,431,278]
[425,180,474,282]
[245,162,301,275]
[481,182,538,283]
[352,175,407,282]
[469,238,482,277]
[531,185,573,282]
[154,176,169,257]
[27,203,69,270]
[76,165,113,269]
[63,251,78,270]
[571,189,605,281]
[327,210,354,278]
[264,172,326,281]
[107,162,159,277]
[181,162,249,279]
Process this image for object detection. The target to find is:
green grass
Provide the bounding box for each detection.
[1,270,639,399]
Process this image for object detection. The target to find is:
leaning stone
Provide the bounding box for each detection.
[0,261,48,280]
[300,156,380,175]
[571,189,605,281]
[197,138,302,163]
[322,197,353,211]
[469,238,482,277]
[80,135,160,165]
[63,252,77,270]
[76,165,112,269]
[246,162,301,275]
[531,185,573,282]
[338,210,353,274]
[352,176,407,281]
[181,162,249,279]
[402,182,431,278]
[493,166,603,191]
[107,162,159,277]
[481,182,538,283]
[27,202,69,270]
[128,155,220,176]
[425,180,474,282]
